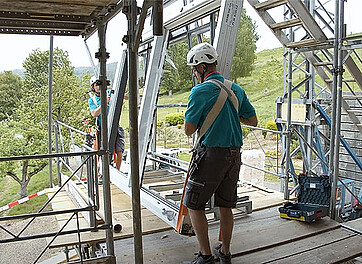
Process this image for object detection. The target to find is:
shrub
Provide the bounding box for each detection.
[262,119,277,138]
[165,112,184,126]
[242,126,251,138]
[265,119,277,130]
[290,138,302,159]
[157,121,164,128]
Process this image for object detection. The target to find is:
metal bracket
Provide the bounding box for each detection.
[95,50,110,60]
[122,5,130,17]
[332,67,345,74]
[122,35,130,43]
[95,79,110,86]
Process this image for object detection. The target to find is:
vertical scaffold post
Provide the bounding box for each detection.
[54,121,61,186]
[95,15,115,262]
[125,0,144,262]
[330,0,344,220]
[283,6,295,200]
[48,35,54,188]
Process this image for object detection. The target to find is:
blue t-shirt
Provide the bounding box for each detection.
[184,72,255,147]
[88,91,111,127]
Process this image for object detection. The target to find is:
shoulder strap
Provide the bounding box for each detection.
[192,79,239,150]
[92,95,98,107]
[192,83,228,150]
[92,95,99,126]
[208,79,238,111]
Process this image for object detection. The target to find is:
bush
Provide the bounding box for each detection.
[165,112,184,126]
[242,126,251,138]
[265,119,277,130]
[291,138,302,159]
[262,119,277,138]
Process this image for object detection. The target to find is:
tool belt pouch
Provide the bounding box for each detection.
[188,147,207,177]
[184,147,207,207]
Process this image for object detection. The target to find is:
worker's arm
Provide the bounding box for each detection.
[184,121,197,137]
[90,106,101,118]
[240,115,258,127]
[90,96,110,118]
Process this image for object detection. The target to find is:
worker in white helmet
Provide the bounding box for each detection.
[88,76,125,170]
[183,43,257,264]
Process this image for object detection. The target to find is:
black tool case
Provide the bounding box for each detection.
[279,174,330,222]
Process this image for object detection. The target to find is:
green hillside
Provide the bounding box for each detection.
[120,47,285,128]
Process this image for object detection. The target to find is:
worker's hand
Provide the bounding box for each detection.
[124,93,129,100]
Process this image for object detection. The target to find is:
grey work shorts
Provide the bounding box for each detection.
[183,146,241,210]
[97,126,125,152]
[115,127,125,153]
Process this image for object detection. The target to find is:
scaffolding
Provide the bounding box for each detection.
[2,0,362,263]
[247,0,362,219]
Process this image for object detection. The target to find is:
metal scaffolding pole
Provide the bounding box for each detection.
[283,7,295,199]
[53,122,61,186]
[96,16,115,261]
[284,48,293,200]
[330,0,344,220]
[48,35,54,188]
[84,39,99,76]
[126,0,143,262]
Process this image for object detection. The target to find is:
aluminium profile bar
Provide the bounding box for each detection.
[141,0,221,44]
[0,225,105,244]
[164,0,221,31]
[0,151,97,162]
[0,207,94,222]
[109,167,179,229]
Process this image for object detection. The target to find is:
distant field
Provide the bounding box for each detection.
[119,47,285,129]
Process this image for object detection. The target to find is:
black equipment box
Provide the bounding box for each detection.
[279,174,330,222]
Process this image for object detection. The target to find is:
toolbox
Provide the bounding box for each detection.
[279,174,330,222]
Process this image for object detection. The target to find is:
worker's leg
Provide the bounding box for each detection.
[219,207,233,254]
[115,127,125,170]
[116,151,123,170]
[188,208,212,255]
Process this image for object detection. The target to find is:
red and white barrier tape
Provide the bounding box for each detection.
[0,189,47,212]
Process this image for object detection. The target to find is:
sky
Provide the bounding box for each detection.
[0,1,361,72]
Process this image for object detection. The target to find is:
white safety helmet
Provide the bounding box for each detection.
[90,76,97,87]
[186,42,218,66]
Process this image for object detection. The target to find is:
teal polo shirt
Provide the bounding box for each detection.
[88,90,112,127]
[184,72,255,147]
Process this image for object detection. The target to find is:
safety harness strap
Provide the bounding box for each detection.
[192,79,238,150]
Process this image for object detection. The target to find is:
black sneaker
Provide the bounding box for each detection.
[190,252,215,264]
[214,244,232,264]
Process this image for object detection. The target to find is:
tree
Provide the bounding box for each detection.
[22,48,90,128]
[0,48,91,199]
[160,41,193,95]
[0,118,47,198]
[230,9,260,82]
[0,71,23,121]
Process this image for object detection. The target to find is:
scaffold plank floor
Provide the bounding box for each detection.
[48,180,362,263]
[47,182,286,248]
[114,209,362,264]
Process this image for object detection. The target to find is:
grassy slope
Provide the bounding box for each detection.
[119,47,285,129]
[0,167,53,216]
[240,47,284,123]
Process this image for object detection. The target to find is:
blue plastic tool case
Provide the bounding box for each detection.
[279,174,330,222]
